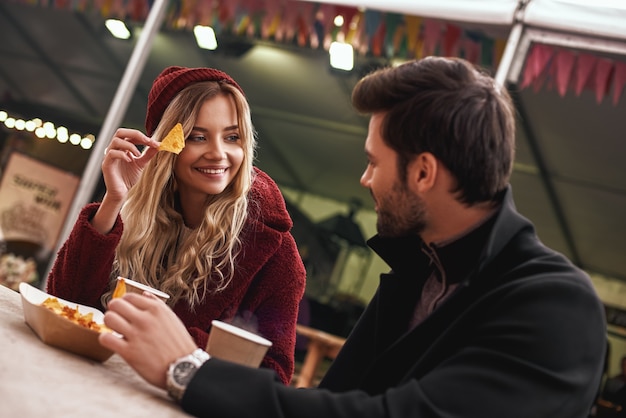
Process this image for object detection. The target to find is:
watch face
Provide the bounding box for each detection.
[173,361,196,386]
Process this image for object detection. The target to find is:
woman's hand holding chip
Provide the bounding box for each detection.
[92,129,160,234]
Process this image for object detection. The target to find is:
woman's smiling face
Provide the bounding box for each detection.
[173,93,244,202]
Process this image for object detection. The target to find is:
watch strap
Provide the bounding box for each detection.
[190,348,211,363]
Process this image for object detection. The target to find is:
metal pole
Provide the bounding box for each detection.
[45,0,170,282]
[494,22,524,89]
[494,0,530,89]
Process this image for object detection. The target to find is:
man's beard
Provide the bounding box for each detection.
[376,180,427,238]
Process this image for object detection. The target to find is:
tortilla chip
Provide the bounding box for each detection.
[159,123,185,154]
[41,297,110,333]
[112,277,126,299]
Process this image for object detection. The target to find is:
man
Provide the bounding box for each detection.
[99,56,607,418]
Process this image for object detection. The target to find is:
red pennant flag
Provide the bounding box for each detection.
[130,0,147,21]
[520,44,554,89]
[574,53,598,96]
[296,15,307,47]
[241,0,263,14]
[285,7,299,42]
[112,0,124,18]
[297,2,316,47]
[335,6,359,32]
[371,21,386,57]
[275,1,298,42]
[218,1,233,25]
[554,49,576,97]
[443,24,462,57]
[422,20,441,57]
[594,58,614,103]
[463,38,481,64]
[55,0,70,9]
[534,60,555,93]
[197,0,215,26]
[612,61,626,106]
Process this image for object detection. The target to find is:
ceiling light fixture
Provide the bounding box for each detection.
[105,19,131,40]
[193,25,218,50]
[329,42,354,71]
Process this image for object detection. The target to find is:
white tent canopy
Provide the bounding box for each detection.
[524,0,626,41]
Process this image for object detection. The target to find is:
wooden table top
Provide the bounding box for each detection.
[0,283,191,417]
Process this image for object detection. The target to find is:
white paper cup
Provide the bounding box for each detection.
[206,320,272,368]
[113,276,170,302]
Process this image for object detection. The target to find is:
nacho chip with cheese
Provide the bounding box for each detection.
[41,297,110,333]
[159,122,185,154]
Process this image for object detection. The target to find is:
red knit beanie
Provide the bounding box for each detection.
[145,66,244,136]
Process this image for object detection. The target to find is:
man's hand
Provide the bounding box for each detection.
[99,292,198,389]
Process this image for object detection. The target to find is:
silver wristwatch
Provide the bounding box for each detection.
[166,348,211,402]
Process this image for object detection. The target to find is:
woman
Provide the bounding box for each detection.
[46,66,306,384]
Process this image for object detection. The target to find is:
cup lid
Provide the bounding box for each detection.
[211,320,272,347]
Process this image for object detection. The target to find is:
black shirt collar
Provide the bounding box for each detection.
[368,197,502,284]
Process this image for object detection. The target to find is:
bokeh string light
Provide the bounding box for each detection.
[0,109,95,150]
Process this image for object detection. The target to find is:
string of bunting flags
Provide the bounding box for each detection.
[521,43,626,106]
[15,0,626,104]
[17,0,507,70]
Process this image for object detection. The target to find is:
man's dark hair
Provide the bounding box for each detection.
[352,56,516,205]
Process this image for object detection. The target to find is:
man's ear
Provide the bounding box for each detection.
[407,152,438,193]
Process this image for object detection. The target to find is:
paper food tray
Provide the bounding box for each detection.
[19,282,114,362]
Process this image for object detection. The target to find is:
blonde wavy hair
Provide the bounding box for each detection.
[105,81,257,308]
